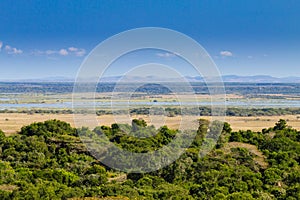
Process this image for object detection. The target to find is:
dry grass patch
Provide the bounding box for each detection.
[0,184,18,192]
[1,113,300,135]
[223,142,268,169]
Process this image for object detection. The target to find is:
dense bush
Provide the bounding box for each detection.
[0,119,299,199]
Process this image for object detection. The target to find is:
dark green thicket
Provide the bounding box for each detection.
[0,119,299,199]
[3,106,300,117]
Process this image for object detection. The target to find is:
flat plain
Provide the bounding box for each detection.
[2,113,300,135]
[2,82,300,135]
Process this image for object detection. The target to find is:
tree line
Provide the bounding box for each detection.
[2,107,300,117]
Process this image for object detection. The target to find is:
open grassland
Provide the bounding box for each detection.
[2,113,300,135]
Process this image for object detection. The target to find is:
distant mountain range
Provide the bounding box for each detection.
[2,75,300,83]
[184,75,300,83]
[220,75,300,83]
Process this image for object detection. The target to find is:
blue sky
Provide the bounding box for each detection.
[0,0,299,79]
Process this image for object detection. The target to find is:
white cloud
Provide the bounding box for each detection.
[5,45,23,54]
[59,49,68,56]
[12,48,23,54]
[220,50,233,57]
[31,50,43,56]
[247,55,253,59]
[45,50,56,55]
[68,47,78,52]
[156,52,176,58]
[5,45,11,51]
[1,43,86,56]
[68,47,86,56]
[75,48,86,57]
[31,46,86,57]
[31,49,54,56]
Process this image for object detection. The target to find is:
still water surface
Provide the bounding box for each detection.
[1,99,300,109]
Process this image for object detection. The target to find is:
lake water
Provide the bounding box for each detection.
[1,99,300,110]
[0,98,11,101]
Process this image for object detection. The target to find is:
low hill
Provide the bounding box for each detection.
[0,119,299,199]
